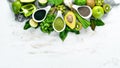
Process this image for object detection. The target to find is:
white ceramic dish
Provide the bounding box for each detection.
[53,11,66,33]
[32,6,51,22]
[72,5,92,20]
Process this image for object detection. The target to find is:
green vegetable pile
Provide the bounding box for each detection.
[40,14,55,34]
[9,0,112,41]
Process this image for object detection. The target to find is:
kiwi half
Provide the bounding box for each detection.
[75,22,82,31]
[103,4,111,13]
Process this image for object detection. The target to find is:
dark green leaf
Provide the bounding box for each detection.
[96,19,105,26]
[70,29,80,34]
[24,20,31,30]
[90,19,96,31]
[59,26,80,41]
[59,31,68,41]
[66,26,80,34]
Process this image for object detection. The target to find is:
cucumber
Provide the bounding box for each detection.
[29,19,38,28]
[38,0,48,6]
[20,0,35,3]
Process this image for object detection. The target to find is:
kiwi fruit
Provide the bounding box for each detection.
[75,22,82,31]
[103,4,111,13]
[87,0,95,8]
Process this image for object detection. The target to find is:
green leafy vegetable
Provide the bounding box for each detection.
[59,26,80,41]
[40,14,55,34]
[73,10,91,29]
[48,0,63,6]
[95,19,105,26]
[56,5,66,13]
[59,30,68,41]
[90,18,105,31]
[74,0,86,5]
[24,20,31,30]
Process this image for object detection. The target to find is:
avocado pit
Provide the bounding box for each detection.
[67,15,73,23]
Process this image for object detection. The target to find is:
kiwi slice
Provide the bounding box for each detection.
[75,22,82,31]
[103,4,111,13]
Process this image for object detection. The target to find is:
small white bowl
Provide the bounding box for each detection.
[72,5,92,19]
[32,6,51,22]
[53,11,66,33]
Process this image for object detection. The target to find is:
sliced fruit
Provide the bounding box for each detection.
[12,1,22,14]
[38,0,48,6]
[103,4,111,13]
[87,0,95,8]
[64,11,76,29]
[29,19,38,27]
[20,0,35,3]
[75,22,82,31]
[95,0,104,6]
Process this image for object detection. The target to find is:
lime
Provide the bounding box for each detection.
[12,1,22,14]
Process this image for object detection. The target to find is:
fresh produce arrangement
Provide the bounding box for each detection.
[9,0,111,41]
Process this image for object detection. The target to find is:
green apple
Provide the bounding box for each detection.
[92,6,104,19]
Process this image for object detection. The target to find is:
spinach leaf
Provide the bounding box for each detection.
[96,19,105,26]
[59,31,68,41]
[24,20,31,30]
[90,18,105,31]
[59,26,80,41]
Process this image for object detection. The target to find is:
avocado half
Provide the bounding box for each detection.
[20,0,35,3]
[64,11,76,29]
